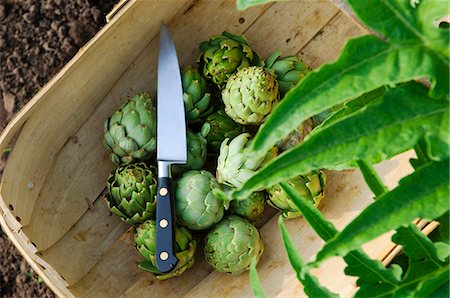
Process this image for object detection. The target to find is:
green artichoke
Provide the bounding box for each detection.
[201,109,245,151]
[106,163,157,225]
[173,130,207,175]
[204,215,264,275]
[217,133,276,188]
[135,220,196,280]
[230,191,266,222]
[198,31,261,87]
[276,118,314,152]
[182,65,213,123]
[222,66,279,125]
[265,50,311,97]
[104,92,157,164]
[175,170,225,230]
[267,170,326,219]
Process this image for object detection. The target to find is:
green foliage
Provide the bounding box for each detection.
[248,0,449,156]
[249,257,266,298]
[353,224,450,298]
[231,83,448,200]
[234,0,450,297]
[280,182,404,291]
[315,159,449,263]
[278,216,338,298]
[280,175,449,298]
[355,160,388,196]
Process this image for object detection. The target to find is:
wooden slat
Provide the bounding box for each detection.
[0,197,72,298]
[186,152,415,297]
[38,196,130,285]
[244,0,339,58]
[68,230,145,298]
[299,11,365,68]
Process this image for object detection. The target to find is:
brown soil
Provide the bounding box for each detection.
[0,0,117,296]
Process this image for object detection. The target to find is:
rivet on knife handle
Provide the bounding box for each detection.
[155,162,178,273]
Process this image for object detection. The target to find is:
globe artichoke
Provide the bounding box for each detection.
[198,31,261,87]
[173,130,207,175]
[267,170,326,219]
[201,109,245,152]
[265,50,311,97]
[106,163,157,225]
[217,133,276,188]
[135,220,196,280]
[276,118,314,152]
[204,215,264,275]
[182,65,214,123]
[104,92,157,164]
[230,191,266,222]
[175,170,225,230]
[222,66,279,125]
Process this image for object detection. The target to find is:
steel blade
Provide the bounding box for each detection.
[157,24,187,163]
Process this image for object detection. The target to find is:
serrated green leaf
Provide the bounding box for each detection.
[279,182,337,240]
[249,0,449,156]
[394,224,448,281]
[315,160,450,264]
[415,266,450,298]
[429,212,449,245]
[316,87,385,130]
[233,83,448,200]
[236,0,275,10]
[353,224,450,298]
[356,160,388,197]
[250,257,266,298]
[278,216,338,297]
[280,182,402,292]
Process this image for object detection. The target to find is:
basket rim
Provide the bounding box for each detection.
[0,195,72,297]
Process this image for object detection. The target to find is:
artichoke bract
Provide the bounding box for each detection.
[175,170,225,230]
[173,130,207,175]
[265,50,311,97]
[201,109,245,152]
[182,65,213,123]
[217,133,275,188]
[135,220,196,280]
[106,163,157,225]
[267,170,326,219]
[222,66,279,125]
[276,118,314,152]
[104,92,156,164]
[198,31,261,87]
[230,191,266,222]
[204,215,264,275]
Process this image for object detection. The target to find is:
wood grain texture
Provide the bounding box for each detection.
[244,0,339,57]
[38,196,130,286]
[68,230,145,298]
[300,11,365,68]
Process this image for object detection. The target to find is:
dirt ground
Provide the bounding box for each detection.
[0,0,117,296]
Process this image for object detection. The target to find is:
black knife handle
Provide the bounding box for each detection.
[156,176,178,273]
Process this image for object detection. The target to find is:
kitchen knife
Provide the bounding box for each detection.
[155,24,187,273]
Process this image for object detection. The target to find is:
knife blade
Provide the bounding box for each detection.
[155,24,187,273]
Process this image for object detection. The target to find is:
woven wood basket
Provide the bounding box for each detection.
[0,1,426,297]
